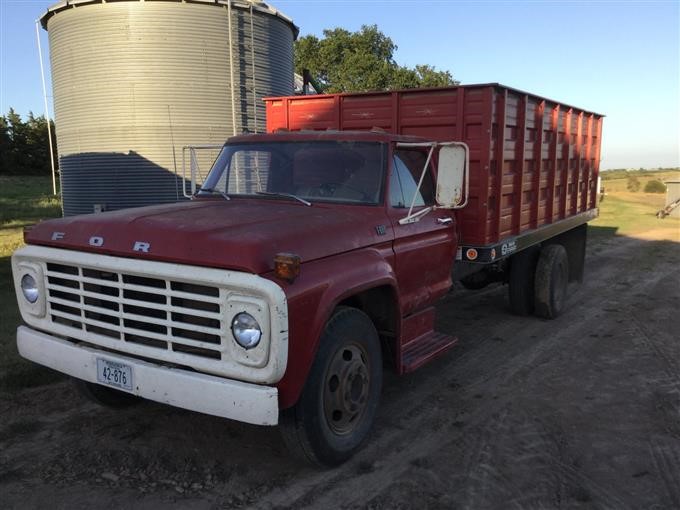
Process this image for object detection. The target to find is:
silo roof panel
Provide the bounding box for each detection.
[40,0,299,37]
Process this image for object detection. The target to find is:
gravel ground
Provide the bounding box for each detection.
[1,232,679,509]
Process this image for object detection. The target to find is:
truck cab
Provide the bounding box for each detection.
[13,130,468,466]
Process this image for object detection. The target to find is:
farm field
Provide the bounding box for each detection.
[592,169,680,241]
[0,173,679,509]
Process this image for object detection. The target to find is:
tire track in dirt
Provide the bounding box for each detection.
[649,437,680,509]
[455,408,536,510]
[454,411,634,510]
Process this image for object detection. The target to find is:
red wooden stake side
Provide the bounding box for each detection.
[265,83,604,248]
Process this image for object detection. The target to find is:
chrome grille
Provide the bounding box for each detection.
[45,262,225,360]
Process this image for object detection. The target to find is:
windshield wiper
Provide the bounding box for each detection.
[195,187,230,201]
[255,191,312,207]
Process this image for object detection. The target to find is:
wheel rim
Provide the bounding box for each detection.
[323,342,370,435]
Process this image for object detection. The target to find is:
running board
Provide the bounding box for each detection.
[401,332,458,373]
[398,307,459,374]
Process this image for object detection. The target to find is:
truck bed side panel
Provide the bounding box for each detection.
[265,85,603,247]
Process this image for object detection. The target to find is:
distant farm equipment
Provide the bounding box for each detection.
[656,197,680,219]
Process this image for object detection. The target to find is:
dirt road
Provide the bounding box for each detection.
[1,233,679,509]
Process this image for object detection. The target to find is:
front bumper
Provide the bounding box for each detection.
[17,325,279,426]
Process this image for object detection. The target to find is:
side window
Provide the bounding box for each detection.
[389,150,434,208]
[389,164,406,207]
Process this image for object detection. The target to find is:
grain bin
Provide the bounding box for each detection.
[40,0,297,216]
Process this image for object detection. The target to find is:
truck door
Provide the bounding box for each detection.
[386,148,458,315]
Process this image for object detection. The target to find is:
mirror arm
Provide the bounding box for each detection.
[405,145,435,218]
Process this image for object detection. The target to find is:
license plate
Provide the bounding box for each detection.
[96,358,133,391]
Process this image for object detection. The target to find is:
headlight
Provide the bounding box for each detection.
[231,312,262,350]
[21,274,39,303]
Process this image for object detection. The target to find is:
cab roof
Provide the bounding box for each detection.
[226,130,431,145]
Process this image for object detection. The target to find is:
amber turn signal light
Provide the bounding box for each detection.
[274,253,301,283]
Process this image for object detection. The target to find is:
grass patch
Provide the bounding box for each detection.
[590,191,680,241]
[0,176,62,258]
[1,176,63,391]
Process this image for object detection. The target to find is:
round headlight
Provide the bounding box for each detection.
[21,274,39,304]
[231,312,262,350]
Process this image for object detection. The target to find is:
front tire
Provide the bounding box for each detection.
[280,307,383,466]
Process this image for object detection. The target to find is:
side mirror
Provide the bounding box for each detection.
[436,144,468,209]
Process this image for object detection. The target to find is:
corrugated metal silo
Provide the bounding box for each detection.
[40,0,297,216]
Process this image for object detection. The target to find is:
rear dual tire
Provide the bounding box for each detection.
[508,244,569,319]
[508,246,540,315]
[534,244,569,319]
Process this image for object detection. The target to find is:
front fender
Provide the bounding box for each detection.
[272,245,399,409]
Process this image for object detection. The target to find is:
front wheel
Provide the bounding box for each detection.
[280,307,383,466]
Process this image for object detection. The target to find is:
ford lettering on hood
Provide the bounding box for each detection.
[25,199,392,274]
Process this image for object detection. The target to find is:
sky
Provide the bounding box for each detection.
[0,0,678,170]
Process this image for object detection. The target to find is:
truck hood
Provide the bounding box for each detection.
[25,199,390,274]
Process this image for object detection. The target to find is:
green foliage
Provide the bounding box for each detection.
[0,109,57,176]
[295,25,457,93]
[643,179,666,193]
[626,175,641,192]
[0,116,9,175]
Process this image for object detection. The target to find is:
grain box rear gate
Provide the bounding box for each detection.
[265,84,604,250]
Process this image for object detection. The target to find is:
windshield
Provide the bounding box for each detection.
[199,141,386,205]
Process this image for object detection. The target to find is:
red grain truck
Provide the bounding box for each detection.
[12,84,603,466]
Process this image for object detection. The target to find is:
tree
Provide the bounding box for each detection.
[26,112,56,175]
[0,115,9,175]
[626,175,641,192]
[295,25,458,93]
[0,109,57,176]
[644,180,666,193]
[4,108,29,174]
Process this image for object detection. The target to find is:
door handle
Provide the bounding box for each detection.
[437,217,453,225]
